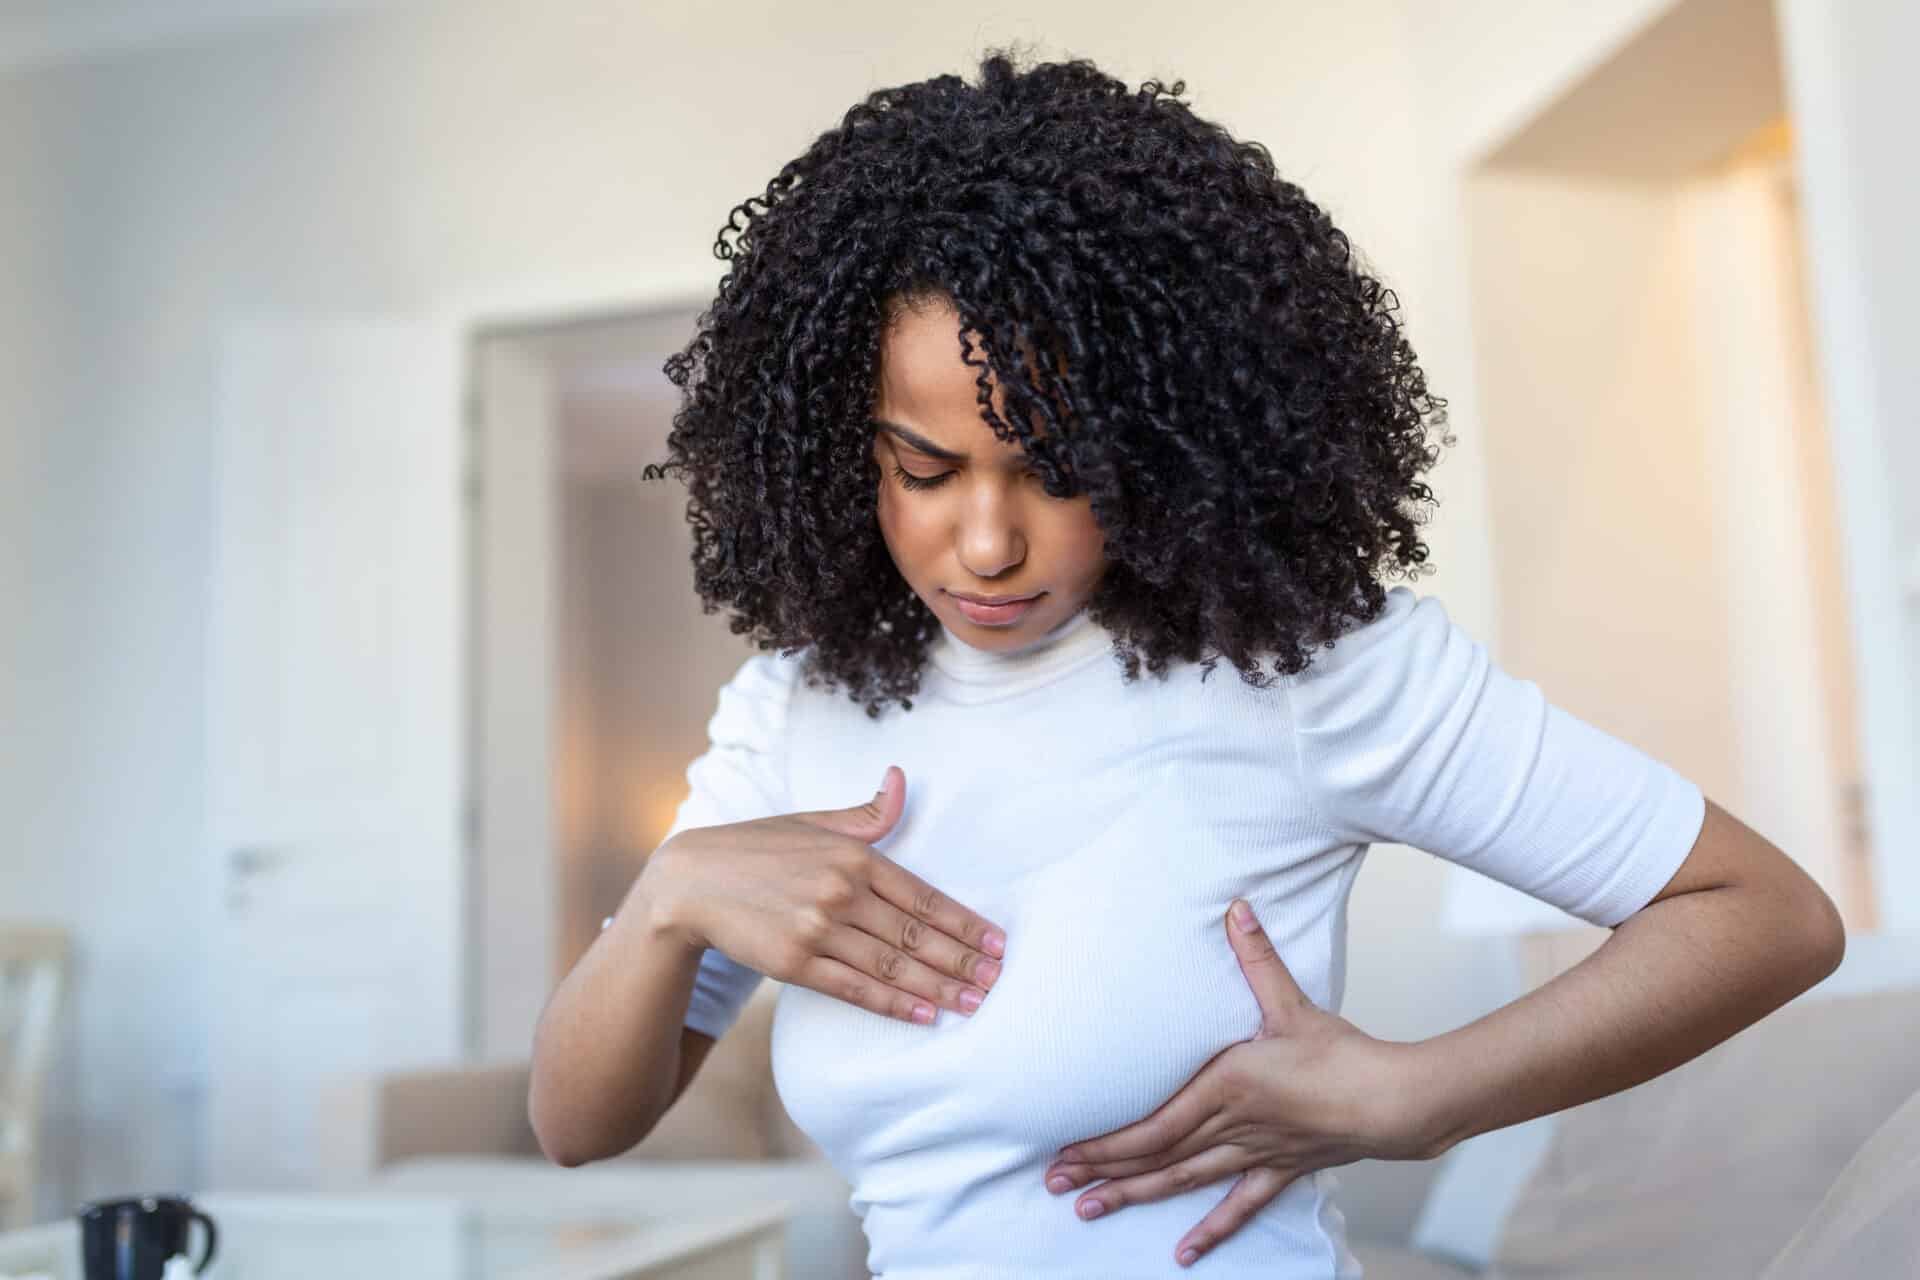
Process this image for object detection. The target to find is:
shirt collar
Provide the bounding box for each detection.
[926,602,1112,699]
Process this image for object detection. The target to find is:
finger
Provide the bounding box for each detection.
[828,892,997,1017]
[1047,1112,1233,1190]
[1058,1143,1248,1222]
[1173,1166,1297,1268]
[792,764,907,843]
[1053,1075,1222,1170]
[854,877,1002,992]
[1226,898,1313,1031]
[869,853,1008,960]
[793,951,940,1025]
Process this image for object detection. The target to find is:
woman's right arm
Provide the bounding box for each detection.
[526,766,1010,1167]
[527,650,799,1167]
[526,855,708,1167]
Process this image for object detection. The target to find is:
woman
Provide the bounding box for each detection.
[529,49,1846,1276]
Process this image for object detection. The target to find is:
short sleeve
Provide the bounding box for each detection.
[661,648,806,1039]
[1282,588,1706,928]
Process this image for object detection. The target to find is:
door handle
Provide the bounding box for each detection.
[229,844,290,878]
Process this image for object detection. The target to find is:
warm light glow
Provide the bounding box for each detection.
[1717,116,1794,171]
[552,685,601,858]
[622,775,690,861]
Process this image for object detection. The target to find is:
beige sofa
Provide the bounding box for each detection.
[314,980,868,1276]
[315,933,1920,1278]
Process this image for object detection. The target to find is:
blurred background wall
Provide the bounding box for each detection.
[0,0,1912,1215]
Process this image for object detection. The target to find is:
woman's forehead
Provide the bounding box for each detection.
[876,302,982,405]
[876,301,1068,444]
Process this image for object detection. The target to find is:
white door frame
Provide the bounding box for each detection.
[438,267,715,1058]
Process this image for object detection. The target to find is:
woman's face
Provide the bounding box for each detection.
[872,295,1108,651]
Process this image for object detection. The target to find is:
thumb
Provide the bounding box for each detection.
[1225,898,1311,1035]
[793,764,906,842]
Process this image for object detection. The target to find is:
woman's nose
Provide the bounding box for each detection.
[957,505,1025,579]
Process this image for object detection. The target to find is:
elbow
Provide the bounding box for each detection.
[527,1083,584,1168]
[528,1090,599,1169]
[526,1056,601,1169]
[526,1060,659,1169]
[539,1140,592,1171]
[535,1136,586,1170]
[1791,882,1847,988]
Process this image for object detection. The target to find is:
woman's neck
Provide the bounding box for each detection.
[926,603,1110,697]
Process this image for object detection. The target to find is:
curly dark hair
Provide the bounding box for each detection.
[645,45,1452,719]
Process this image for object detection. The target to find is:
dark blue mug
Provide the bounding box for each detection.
[76,1195,218,1280]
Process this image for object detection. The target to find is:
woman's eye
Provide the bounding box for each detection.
[891,463,951,491]
[886,462,1057,495]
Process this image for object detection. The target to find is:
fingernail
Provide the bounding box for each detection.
[1047,1175,1071,1194]
[959,989,983,1012]
[1232,898,1257,932]
[983,929,1006,957]
[1078,1199,1103,1220]
[1179,1247,1199,1265]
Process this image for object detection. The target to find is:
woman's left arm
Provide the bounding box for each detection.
[1041,796,1845,1266]
[1388,794,1846,1159]
[1046,596,1849,1264]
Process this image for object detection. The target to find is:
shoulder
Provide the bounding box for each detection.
[705,645,812,747]
[1277,587,1497,840]
[1284,586,1459,696]
[724,644,811,699]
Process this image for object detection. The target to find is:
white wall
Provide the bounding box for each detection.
[0,0,1446,1211]
[1776,0,1920,928]
[1682,160,1866,919]
[1457,152,1870,933]
[2,0,1909,1216]
[1466,171,1742,803]
[471,335,558,1062]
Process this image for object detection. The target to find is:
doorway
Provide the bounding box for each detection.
[1461,0,1878,979]
[464,304,774,1061]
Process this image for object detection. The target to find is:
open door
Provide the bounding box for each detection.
[204,311,466,1186]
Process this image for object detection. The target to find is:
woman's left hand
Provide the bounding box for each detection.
[1041,898,1433,1268]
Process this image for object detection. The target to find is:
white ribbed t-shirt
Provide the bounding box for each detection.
[661,587,1705,1279]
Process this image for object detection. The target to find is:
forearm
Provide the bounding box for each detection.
[527,859,705,1166]
[1394,881,1844,1159]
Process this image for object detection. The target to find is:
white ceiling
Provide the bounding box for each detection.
[1483,0,1786,178]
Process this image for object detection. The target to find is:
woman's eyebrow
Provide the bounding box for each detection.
[873,417,1032,470]
[873,418,967,462]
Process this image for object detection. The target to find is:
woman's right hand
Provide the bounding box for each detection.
[643,764,1005,1025]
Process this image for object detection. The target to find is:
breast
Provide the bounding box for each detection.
[766,673,1368,1274]
[768,771,1305,1189]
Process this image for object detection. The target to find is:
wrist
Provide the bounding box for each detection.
[614,842,705,953]
[1371,1038,1461,1162]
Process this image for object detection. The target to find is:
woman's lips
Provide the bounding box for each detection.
[949,592,1041,626]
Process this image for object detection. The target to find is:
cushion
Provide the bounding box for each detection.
[1331,1156,1452,1250]
[1410,1112,1556,1271]
[1757,1081,1920,1279]
[1348,1240,1482,1279]
[1486,982,1920,1279]
[615,982,782,1161]
[1407,935,1552,1271]
[1411,928,1920,1272]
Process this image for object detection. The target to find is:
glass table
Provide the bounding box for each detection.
[0,1190,791,1280]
